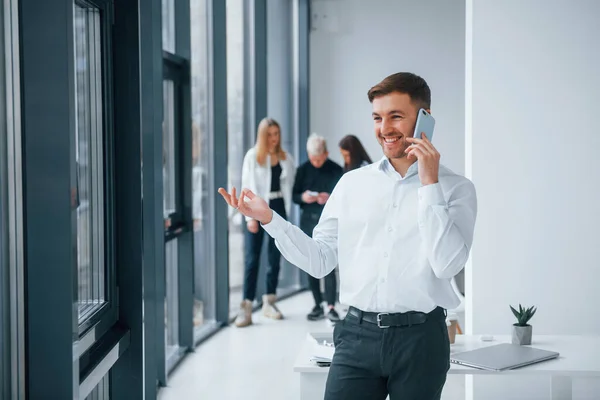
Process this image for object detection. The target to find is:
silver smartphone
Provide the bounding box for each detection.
[413,108,435,141]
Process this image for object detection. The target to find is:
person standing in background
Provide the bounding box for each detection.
[236,117,296,328]
[293,133,343,322]
[338,134,372,172]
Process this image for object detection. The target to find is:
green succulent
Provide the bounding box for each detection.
[510,304,537,326]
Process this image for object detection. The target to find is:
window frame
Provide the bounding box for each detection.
[161,49,195,377]
[73,0,118,342]
[1,2,10,396]
[162,53,188,240]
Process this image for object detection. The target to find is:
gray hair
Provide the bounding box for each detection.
[306,133,328,156]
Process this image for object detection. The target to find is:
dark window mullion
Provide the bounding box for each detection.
[75,4,86,316]
[83,5,92,317]
[101,1,116,313]
[90,8,100,307]
[84,6,92,314]
[22,0,80,396]
[85,7,94,313]
[96,9,106,305]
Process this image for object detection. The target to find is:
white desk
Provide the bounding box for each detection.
[294,333,600,400]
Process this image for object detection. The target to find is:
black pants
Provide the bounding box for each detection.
[242,199,286,301]
[325,307,450,400]
[300,212,337,306]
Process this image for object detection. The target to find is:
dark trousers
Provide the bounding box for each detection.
[300,212,337,306]
[309,269,336,306]
[243,199,286,301]
[243,224,281,301]
[325,307,450,400]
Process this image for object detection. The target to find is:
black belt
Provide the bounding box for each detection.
[347,306,445,329]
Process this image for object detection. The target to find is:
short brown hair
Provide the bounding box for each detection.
[367,72,431,109]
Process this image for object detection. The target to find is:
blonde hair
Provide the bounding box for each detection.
[255,117,287,166]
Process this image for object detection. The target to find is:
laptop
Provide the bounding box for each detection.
[450,343,559,371]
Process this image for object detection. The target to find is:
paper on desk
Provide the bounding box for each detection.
[309,341,335,363]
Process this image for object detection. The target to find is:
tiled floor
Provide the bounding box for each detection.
[157,291,465,400]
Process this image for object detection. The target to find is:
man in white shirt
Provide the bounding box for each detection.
[218,72,477,400]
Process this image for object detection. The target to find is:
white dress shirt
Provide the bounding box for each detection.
[263,157,477,313]
[241,146,296,221]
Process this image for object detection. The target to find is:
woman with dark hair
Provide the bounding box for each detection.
[338,135,372,172]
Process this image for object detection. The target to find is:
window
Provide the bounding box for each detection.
[162,0,193,371]
[162,0,175,53]
[84,375,109,400]
[190,0,215,333]
[74,2,111,326]
[163,79,179,224]
[226,0,246,319]
[162,78,180,359]
[164,238,179,358]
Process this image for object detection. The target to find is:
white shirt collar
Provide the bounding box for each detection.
[377,156,419,181]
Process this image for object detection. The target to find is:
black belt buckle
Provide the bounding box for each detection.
[376,313,390,329]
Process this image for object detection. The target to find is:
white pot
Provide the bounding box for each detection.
[512,324,532,345]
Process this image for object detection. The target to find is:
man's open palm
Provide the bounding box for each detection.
[217,187,273,224]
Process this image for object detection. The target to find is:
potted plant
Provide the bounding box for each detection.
[510,304,537,345]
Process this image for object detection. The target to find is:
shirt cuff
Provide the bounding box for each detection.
[261,211,287,236]
[418,183,446,207]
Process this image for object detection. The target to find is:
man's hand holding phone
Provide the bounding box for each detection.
[405,132,440,186]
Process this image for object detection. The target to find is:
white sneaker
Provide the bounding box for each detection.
[235,299,253,327]
[262,294,283,320]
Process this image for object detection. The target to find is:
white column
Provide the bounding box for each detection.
[466,0,600,399]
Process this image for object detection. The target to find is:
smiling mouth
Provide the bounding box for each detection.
[382,136,401,144]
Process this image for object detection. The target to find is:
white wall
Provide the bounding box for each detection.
[310,0,466,174]
[467,0,600,398]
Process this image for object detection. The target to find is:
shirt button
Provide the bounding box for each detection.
[380,277,386,284]
[383,252,388,258]
[392,203,398,208]
[387,227,393,232]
